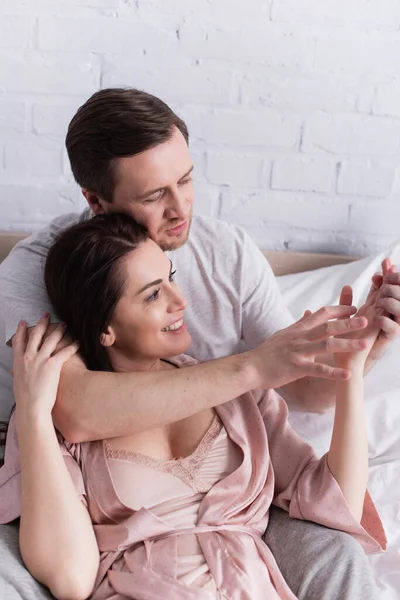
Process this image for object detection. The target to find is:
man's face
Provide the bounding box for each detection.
[97,127,194,251]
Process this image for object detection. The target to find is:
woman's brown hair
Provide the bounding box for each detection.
[0,213,147,463]
[44,212,148,372]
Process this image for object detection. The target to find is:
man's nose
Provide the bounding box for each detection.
[166,187,188,219]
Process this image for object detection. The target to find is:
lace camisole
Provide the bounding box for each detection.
[105,414,242,592]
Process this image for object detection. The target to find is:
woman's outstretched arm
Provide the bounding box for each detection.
[327,368,368,522]
[13,319,99,600]
[327,286,381,521]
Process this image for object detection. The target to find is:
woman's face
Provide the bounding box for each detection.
[103,238,192,370]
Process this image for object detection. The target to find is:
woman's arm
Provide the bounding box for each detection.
[327,368,367,522]
[262,294,380,525]
[17,411,99,600]
[12,319,99,600]
[327,286,381,521]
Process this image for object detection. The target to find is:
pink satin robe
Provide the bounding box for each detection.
[0,355,386,600]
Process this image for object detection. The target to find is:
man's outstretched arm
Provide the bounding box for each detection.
[44,306,369,443]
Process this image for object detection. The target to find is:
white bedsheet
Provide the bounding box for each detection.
[278,239,400,600]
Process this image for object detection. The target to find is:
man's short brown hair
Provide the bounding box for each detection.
[66,87,189,202]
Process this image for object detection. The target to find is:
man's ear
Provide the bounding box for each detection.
[100,326,116,347]
[82,189,108,215]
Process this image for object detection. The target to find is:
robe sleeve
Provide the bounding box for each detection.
[257,389,387,554]
[0,412,87,524]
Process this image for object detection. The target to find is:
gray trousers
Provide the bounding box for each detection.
[0,508,379,599]
[264,507,379,600]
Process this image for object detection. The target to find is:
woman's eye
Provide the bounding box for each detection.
[147,289,160,302]
[169,269,177,282]
[179,177,192,186]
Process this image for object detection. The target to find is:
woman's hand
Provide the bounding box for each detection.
[12,314,79,418]
[334,286,381,371]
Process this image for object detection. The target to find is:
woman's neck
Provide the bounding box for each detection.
[107,348,175,373]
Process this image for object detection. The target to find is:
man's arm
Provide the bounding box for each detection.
[47,306,368,443]
[54,350,257,442]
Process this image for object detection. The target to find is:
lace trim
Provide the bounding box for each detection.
[105,414,223,493]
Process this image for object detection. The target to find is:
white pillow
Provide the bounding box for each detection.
[278,237,400,320]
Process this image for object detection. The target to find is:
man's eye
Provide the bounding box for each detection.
[169,269,176,282]
[179,177,192,186]
[144,190,164,204]
[147,289,160,302]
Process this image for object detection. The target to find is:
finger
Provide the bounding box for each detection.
[364,286,380,309]
[39,323,67,358]
[296,359,351,381]
[374,315,400,339]
[379,284,400,302]
[12,320,28,356]
[306,315,367,341]
[371,273,383,287]
[339,285,353,308]
[383,271,400,285]
[377,297,400,318]
[295,310,312,325]
[299,305,357,329]
[382,258,391,278]
[366,273,383,303]
[25,313,50,355]
[299,337,368,357]
[52,341,80,367]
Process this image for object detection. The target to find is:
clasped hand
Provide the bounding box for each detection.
[12,315,79,417]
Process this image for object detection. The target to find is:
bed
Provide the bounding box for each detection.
[0,232,399,600]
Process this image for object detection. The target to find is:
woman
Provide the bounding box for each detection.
[0,213,386,600]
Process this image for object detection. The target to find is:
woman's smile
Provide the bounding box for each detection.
[161,318,185,332]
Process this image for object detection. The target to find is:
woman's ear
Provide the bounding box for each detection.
[100,326,116,347]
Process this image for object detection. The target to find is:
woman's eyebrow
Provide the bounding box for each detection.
[137,279,162,295]
[136,261,173,295]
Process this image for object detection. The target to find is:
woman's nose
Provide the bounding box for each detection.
[170,286,187,311]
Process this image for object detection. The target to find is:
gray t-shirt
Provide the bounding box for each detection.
[0,210,293,418]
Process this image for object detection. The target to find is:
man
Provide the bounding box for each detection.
[0,88,398,599]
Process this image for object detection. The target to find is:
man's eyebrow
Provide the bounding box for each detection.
[136,261,173,295]
[135,166,194,201]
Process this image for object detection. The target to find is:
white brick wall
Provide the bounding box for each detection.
[0,0,400,256]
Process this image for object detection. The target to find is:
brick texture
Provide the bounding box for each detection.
[0,0,399,254]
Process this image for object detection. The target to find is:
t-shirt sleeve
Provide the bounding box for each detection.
[0,212,85,344]
[239,228,294,350]
[257,389,387,554]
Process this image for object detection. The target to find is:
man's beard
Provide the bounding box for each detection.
[159,216,192,251]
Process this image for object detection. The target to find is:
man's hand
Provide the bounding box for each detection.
[341,259,400,371]
[247,305,369,390]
